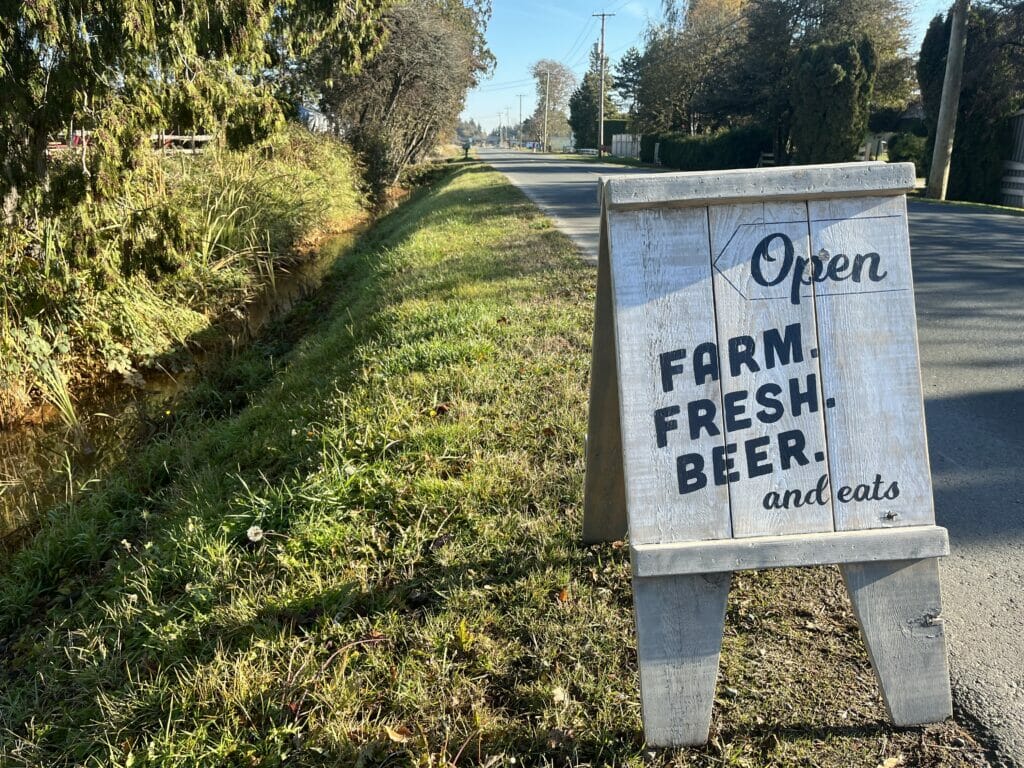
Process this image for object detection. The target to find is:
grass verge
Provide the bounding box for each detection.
[907,193,1024,217]
[0,164,990,767]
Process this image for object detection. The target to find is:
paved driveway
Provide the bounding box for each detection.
[481,147,1024,765]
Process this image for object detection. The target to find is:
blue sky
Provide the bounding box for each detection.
[462,0,952,132]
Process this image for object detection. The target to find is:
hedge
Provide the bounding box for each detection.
[639,126,772,171]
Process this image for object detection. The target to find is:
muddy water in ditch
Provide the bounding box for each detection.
[0,233,357,551]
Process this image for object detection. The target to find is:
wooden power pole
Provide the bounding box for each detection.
[517,94,526,148]
[543,70,551,153]
[594,12,615,157]
[927,0,971,200]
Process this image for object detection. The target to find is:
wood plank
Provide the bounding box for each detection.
[708,201,834,537]
[583,205,628,543]
[808,195,934,530]
[607,206,730,545]
[603,163,915,211]
[841,558,953,725]
[632,525,949,577]
[634,572,730,746]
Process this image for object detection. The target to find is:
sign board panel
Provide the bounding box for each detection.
[583,163,952,746]
[606,173,933,544]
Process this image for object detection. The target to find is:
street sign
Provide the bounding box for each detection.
[583,163,952,746]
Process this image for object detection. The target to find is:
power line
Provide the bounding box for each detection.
[562,17,598,65]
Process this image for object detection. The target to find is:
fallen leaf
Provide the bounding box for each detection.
[556,587,570,603]
[877,757,905,768]
[385,724,414,743]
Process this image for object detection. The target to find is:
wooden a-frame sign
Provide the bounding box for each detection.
[582,162,952,746]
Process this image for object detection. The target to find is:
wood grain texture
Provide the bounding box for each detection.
[583,205,628,543]
[808,195,934,530]
[604,163,915,211]
[633,573,730,746]
[708,201,834,537]
[607,207,730,544]
[841,558,953,725]
[632,525,949,577]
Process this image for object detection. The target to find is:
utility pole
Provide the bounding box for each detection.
[543,70,551,153]
[593,12,615,157]
[927,0,971,200]
[506,107,512,147]
[517,94,526,148]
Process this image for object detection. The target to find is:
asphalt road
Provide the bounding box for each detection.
[480,147,1024,764]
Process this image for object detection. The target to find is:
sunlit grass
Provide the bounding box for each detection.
[0,165,988,767]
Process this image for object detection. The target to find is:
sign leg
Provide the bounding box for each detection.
[841,557,952,725]
[634,572,730,746]
[582,208,627,544]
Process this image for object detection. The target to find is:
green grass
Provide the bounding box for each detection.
[0,164,990,767]
[907,192,1024,217]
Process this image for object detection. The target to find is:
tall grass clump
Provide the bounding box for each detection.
[0,126,365,427]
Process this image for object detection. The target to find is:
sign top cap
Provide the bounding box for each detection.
[601,162,916,211]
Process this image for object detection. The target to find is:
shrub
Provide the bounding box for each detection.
[647,126,772,171]
[0,126,365,425]
[886,132,927,174]
[639,134,658,164]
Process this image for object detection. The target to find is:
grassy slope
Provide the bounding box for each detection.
[0,165,989,767]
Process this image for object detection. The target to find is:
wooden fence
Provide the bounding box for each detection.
[1002,110,1024,208]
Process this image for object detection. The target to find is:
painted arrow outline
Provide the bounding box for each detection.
[711,214,911,302]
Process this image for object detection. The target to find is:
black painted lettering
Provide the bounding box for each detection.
[745,436,773,478]
[809,474,830,505]
[838,485,853,502]
[750,232,793,288]
[884,481,900,500]
[778,429,809,470]
[692,342,719,385]
[723,389,752,431]
[659,349,687,393]
[676,453,708,495]
[871,473,885,500]
[788,374,819,417]
[654,406,680,448]
[687,399,720,440]
[754,383,784,423]
[763,491,781,510]
[852,252,888,283]
[763,323,803,369]
[790,256,812,305]
[712,443,740,486]
[782,489,802,508]
[728,335,760,377]
[826,253,851,281]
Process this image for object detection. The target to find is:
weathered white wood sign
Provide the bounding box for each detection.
[583,163,952,746]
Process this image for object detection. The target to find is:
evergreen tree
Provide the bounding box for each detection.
[613,47,643,114]
[0,0,390,219]
[569,45,616,148]
[790,38,878,163]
